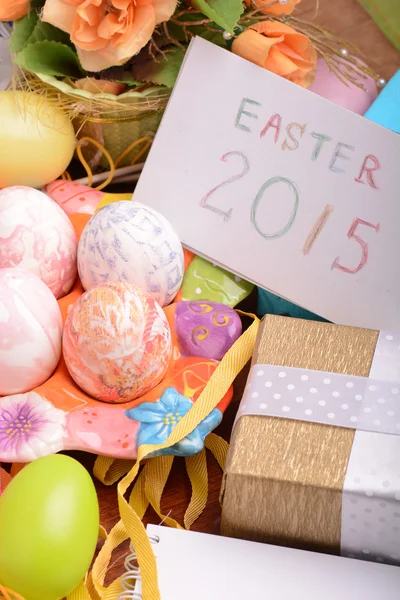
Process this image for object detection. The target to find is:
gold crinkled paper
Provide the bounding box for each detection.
[221,315,379,554]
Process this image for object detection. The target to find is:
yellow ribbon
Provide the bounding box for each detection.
[184,449,208,530]
[0,314,254,600]
[4,316,258,600]
[64,135,153,191]
[0,585,24,600]
[67,581,93,600]
[93,456,135,486]
[87,316,259,600]
[205,433,229,471]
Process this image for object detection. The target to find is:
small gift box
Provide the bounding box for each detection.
[221,315,400,566]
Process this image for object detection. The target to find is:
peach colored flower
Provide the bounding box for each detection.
[42,0,178,72]
[232,21,317,88]
[0,0,29,21]
[244,0,301,16]
[72,77,126,95]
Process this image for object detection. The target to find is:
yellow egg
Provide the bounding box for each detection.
[0,91,76,188]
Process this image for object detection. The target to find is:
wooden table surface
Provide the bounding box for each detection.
[79,0,400,585]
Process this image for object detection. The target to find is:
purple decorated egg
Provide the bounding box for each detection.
[175,301,242,361]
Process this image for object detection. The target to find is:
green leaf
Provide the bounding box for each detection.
[101,68,142,87]
[132,48,185,88]
[198,30,228,47]
[191,0,243,34]
[27,20,72,46]
[164,22,227,48]
[15,41,84,78]
[9,8,71,56]
[9,12,38,53]
[165,11,218,43]
[107,73,142,87]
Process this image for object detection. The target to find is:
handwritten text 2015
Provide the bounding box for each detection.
[199,98,381,276]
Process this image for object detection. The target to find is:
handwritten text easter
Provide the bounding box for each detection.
[199,97,381,275]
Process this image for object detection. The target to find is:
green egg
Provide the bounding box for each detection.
[0,454,99,600]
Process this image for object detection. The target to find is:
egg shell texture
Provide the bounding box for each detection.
[0,91,76,189]
[309,58,378,115]
[77,201,184,306]
[0,268,62,395]
[63,281,172,403]
[0,186,77,299]
[180,255,254,307]
[45,180,105,215]
[171,301,242,361]
[0,454,99,600]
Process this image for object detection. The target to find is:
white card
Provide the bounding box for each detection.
[134,37,400,329]
[131,524,400,599]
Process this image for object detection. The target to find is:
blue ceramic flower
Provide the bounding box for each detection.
[125,387,222,457]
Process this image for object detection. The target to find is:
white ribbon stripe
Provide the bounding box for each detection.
[238,365,400,435]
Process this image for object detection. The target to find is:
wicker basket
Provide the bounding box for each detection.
[24,72,171,171]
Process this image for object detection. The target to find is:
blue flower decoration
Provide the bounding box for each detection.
[125,388,223,457]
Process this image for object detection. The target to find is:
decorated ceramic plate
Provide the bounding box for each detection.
[0,186,254,463]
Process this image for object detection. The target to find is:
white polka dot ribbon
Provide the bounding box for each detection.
[235,330,400,566]
[238,365,400,435]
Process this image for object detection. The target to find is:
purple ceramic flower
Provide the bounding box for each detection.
[0,392,66,462]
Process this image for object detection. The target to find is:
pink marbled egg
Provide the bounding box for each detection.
[0,186,77,299]
[309,58,378,115]
[63,282,172,403]
[0,268,63,395]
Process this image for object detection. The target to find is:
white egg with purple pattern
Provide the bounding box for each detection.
[77,201,184,307]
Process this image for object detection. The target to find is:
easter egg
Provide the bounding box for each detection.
[0,91,75,188]
[309,58,377,115]
[0,454,99,600]
[45,180,105,215]
[78,201,184,307]
[0,268,62,395]
[0,186,77,298]
[180,255,254,307]
[164,300,243,361]
[45,179,132,216]
[63,281,172,403]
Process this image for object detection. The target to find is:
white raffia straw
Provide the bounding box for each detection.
[107,173,141,186]
[73,163,144,187]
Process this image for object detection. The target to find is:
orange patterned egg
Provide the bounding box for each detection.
[63,282,172,403]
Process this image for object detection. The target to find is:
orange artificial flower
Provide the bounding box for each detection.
[232,21,317,88]
[73,77,126,95]
[244,0,301,16]
[42,0,178,72]
[0,0,29,20]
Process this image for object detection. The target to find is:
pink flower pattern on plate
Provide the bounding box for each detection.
[65,405,139,457]
[0,392,66,462]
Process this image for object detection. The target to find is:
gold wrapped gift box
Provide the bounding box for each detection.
[221,314,384,556]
